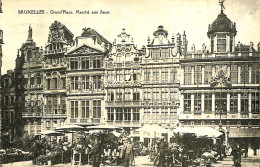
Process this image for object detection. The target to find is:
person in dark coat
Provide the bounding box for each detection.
[91,137,103,167]
[123,139,134,167]
[158,138,167,167]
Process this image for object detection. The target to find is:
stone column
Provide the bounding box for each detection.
[249,93,252,118]
[238,93,241,118]
[227,93,230,114]
[238,66,241,84]
[202,66,205,84]
[201,94,205,115]
[191,94,194,114]
[212,93,215,113]
[191,66,194,84]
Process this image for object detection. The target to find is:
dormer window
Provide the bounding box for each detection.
[217,35,226,52]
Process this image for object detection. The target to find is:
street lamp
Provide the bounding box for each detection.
[210,70,231,160]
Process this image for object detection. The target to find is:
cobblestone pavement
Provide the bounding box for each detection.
[2,155,260,167]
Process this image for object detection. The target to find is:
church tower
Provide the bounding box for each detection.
[207,0,237,53]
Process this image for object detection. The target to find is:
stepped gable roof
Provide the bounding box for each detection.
[207,11,237,36]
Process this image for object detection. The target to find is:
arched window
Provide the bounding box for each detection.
[27,50,32,61]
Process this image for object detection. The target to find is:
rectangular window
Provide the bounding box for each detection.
[133,108,140,121]
[82,76,89,91]
[194,93,201,113]
[170,68,176,82]
[70,76,79,92]
[240,65,249,84]
[82,57,90,69]
[217,38,226,52]
[251,65,260,84]
[144,109,150,121]
[53,96,58,114]
[241,93,249,113]
[184,93,191,113]
[93,75,101,90]
[151,109,159,121]
[81,100,89,118]
[47,79,51,90]
[108,91,114,101]
[93,59,101,69]
[204,66,212,84]
[230,65,238,84]
[70,101,78,118]
[124,108,131,121]
[133,92,140,101]
[70,59,78,70]
[215,92,227,114]
[47,97,52,114]
[116,108,123,121]
[116,90,123,101]
[30,77,34,86]
[93,100,101,118]
[53,78,58,89]
[107,108,114,121]
[161,108,168,121]
[194,65,202,84]
[230,93,238,113]
[204,93,212,114]
[251,93,260,113]
[153,69,159,82]
[144,70,151,82]
[152,49,160,60]
[61,97,66,114]
[37,77,41,85]
[62,78,66,89]
[161,68,168,82]
[184,66,192,85]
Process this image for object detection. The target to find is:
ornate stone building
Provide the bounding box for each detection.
[41,21,74,131]
[141,26,181,141]
[66,27,111,126]
[21,26,44,135]
[179,6,260,156]
[104,29,141,130]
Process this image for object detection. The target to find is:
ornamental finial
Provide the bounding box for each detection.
[219,0,225,13]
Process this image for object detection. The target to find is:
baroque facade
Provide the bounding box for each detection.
[1,2,260,155]
[105,29,142,129]
[179,8,260,156]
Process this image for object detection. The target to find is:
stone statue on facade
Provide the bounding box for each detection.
[191,44,196,52]
[28,26,32,40]
[202,43,207,52]
[250,42,254,52]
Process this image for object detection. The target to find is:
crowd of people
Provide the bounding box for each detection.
[5,130,245,167]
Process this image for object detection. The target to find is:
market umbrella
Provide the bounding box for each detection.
[86,125,122,130]
[55,124,85,164]
[174,127,222,138]
[41,130,64,136]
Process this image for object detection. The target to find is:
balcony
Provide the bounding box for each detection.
[22,112,42,118]
[44,48,67,55]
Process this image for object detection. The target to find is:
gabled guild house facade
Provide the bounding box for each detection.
[66,27,111,126]
[104,29,142,131]
[1,1,260,156]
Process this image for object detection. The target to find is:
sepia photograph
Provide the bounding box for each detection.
[0,0,260,166]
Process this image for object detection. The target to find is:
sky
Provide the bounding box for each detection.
[0,0,260,74]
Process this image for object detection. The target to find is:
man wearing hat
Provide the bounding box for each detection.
[123,138,134,167]
[91,136,103,167]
